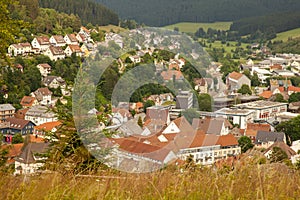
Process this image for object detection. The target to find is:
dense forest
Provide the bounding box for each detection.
[39,0,119,26]
[96,0,300,26]
[230,12,300,36]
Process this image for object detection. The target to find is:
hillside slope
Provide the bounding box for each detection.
[96,0,300,26]
[39,0,119,25]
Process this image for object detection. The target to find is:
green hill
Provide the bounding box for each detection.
[164,22,232,33]
[273,28,300,42]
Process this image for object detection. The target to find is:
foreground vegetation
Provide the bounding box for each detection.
[1,154,300,200]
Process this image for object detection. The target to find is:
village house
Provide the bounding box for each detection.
[43,46,65,61]
[81,43,95,56]
[264,141,296,161]
[78,26,91,41]
[25,105,57,126]
[145,93,174,106]
[14,142,49,175]
[76,33,88,43]
[270,79,292,92]
[234,100,288,121]
[111,108,133,125]
[37,63,51,77]
[215,108,255,129]
[194,78,208,94]
[226,71,251,91]
[255,131,286,148]
[192,117,233,135]
[64,34,78,45]
[20,96,38,108]
[7,43,31,57]
[251,67,272,83]
[31,87,52,106]
[43,76,69,95]
[31,36,50,52]
[244,123,271,143]
[161,70,184,82]
[178,133,241,165]
[0,117,35,135]
[34,121,61,137]
[49,35,66,47]
[65,44,83,57]
[0,104,15,123]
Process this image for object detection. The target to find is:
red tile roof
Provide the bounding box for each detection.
[259,91,273,99]
[34,121,62,132]
[228,71,243,80]
[217,134,238,147]
[161,70,183,81]
[20,96,36,107]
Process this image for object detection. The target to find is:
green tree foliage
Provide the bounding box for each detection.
[143,100,155,111]
[39,0,119,26]
[289,92,300,103]
[276,116,300,145]
[269,147,288,163]
[19,0,39,20]
[0,0,24,62]
[0,149,8,167]
[270,38,300,54]
[273,93,286,103]
[33,8,81,34]
[197,93,212,112]
[237,84,252,95]
[12,133,24,144]
[238,136,254,153]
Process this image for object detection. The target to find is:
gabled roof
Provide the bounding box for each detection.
[36,36,50,45]
[228,71,243,81]
[43,76,66,86]
[192,117,232,135]
[51,35,65,44]
[65,34,78,42]
[5,117,34,130]
[161,70,183,81]
[259,91,273,99]
[2,143,24,158]
[255,131,285,144]
[0,104,15,111]
[48,46,64,55]
[217,134,238,147]
[15,143,49,164]
[37,63,51,69]
[34,87,52,98]
[67,44,82,53]
[20,96,36,107]
[34,121,61,132]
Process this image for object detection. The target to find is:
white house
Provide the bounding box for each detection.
[36,63,51,77]
[31,87,52,106]
[31,36,50,52]
[64,34,78,45]
[226,71,251,91]
[25,105,57,125]
[49,35,66,47]
[7,43,31,56]
[14,143,49,175]
[43,76,69,96]
[252,67,272,83]
[215,108,255,129]
[43,46,65,61]
[64,44,83,57]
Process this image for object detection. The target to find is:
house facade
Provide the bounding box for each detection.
[37,63,51,77]
[0,117,35,135]
[31,36,50,52]
[25,105,57,125]
[43,46,65,61]
[0,104,15,123]
[227,71,251,91]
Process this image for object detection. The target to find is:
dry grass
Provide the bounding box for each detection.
[1,157,300,200]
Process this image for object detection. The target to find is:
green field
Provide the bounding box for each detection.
[273,28,300,42]
[99,24,126,33]
[164,22,232,33]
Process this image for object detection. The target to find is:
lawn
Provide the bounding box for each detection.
[273,28,300,42]
[98,24,126,33]
[164,22,232,33]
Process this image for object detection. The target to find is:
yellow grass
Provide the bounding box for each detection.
[98,25,126,33]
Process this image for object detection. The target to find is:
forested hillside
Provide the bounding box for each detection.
[39,0,119,26]
[230,12,300,36]
[96,0,300,26]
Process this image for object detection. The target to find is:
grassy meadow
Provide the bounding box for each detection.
[273,28,300,42]
[164,22,232,33]
[1,154,300,200]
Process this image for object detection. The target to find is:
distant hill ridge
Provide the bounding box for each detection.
[96,0,300,26]
[39,0,119,26]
